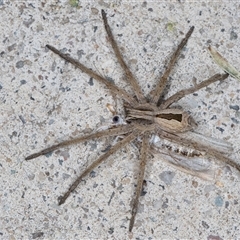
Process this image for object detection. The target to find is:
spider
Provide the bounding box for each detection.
[26,10,240,232]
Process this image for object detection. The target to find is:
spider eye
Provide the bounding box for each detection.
[112,115,120,123]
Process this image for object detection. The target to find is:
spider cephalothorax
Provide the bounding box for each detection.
[26,10,239,232]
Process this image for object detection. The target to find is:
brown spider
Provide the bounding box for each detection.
[26,10,240,232]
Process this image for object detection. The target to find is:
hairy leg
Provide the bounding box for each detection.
[160,73,229,109]
[149,26,194,105]
[46,45,137,105]
[158,130,240,172]
[101,10,146,103]
[58,131,137,205]
[129,132,150,232]
[25,124,134,160]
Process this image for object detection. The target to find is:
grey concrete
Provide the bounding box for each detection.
[1,1,240,239]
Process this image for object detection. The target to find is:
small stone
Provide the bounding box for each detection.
[16,61,24,68]
[229,105,239,111]
[159,171,175,185]
[215,195,224,207]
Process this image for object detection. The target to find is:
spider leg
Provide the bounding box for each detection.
[101,10,146,103]
[149,26,194,105]
[160,73,229,109]
[209,149,240,172]
[46,45,137,106]
[25,124,134,160]
[129,132,149,232]
[159,130,240,172]
[58,131,137,205]
[152,149,215,181]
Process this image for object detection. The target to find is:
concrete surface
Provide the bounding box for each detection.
[0,1,240,239]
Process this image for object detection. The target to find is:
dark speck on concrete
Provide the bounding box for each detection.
[20,79,27,85]
[44,152,53,158]
[162,198,168,209]
[90,170,96,178]
[59,85,71,92]
[207,235,223,240]
[101,145,111,152]
[230,30,238,40]
[141,189,147,196]
[108,191,115,206]
[206,39,212,44]
[32,232,44,239]
[8,43,17,51]
[159,184,165,190]
[77,49,85,59]
[225,201,229,208]
[229,105,239,111]
[19,115,26,124]
[89,141,97,150]
[106,76,114,83]
[16,61,24,68]
[108,227,114,234]
[210,115,217,120]
[141,179,147,196]
[202,220,209,229]
[117,184,123,191]
[216,127,224,133]
[88,77,94,86]
[231,117,239,124]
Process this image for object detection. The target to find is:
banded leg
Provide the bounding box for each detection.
[149,26,194,105]
[25,124,134,160]
[101,10,146,103]
[58,131,137,205]
[158,130,240,172]
[129,132,150,232]
[160,73,229,109]
[46,45,137,106]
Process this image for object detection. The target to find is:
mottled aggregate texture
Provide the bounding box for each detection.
[0,1,240,239]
